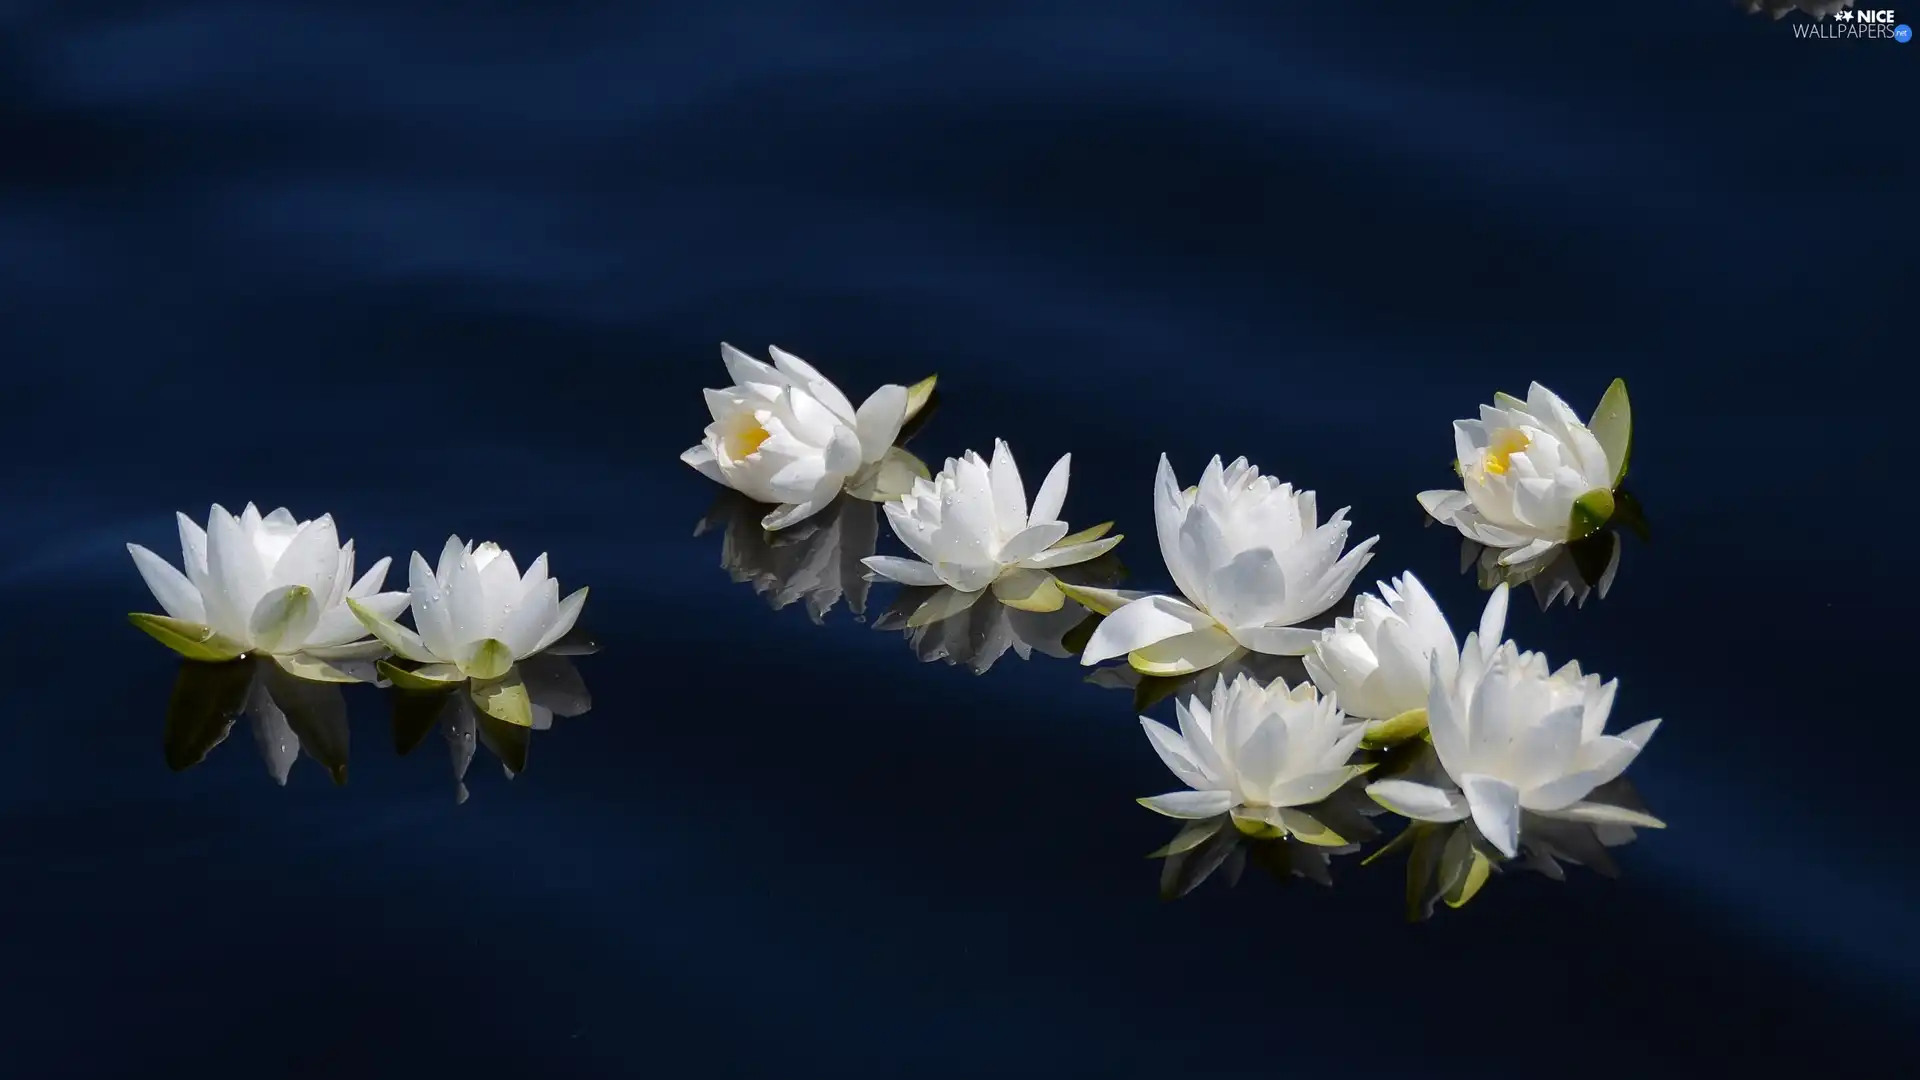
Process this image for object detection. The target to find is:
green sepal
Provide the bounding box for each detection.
[1362,707,1430,749]
[1231,812,1287,840]
[1052,521,1115,548]
[1279,810,1350,848]
[902,374,938,425]
[1588,377,1632,488]
[1055,581,1133,617]
[463,639,515,681]
[130,613,247,663]
[377,658,466,692]
[1568,488,1615,542]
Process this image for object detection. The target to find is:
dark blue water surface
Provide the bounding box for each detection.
[4,1,1914,1075]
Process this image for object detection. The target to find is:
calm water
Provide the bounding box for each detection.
[4,2,1913,1075]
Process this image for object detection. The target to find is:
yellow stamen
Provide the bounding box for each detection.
[1483,428,1530,476]
[724,417,773,458]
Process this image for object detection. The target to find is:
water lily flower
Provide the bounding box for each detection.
[1365,643,1663,859]
[1302,575,1508,746]
[1137,673,1372,844]
[1076,455,1377,676]
[681,343,936,531]
[1418,379,1631,566]
[862,439,1122,616]
[128,504,408,681]
[348,536,587,685]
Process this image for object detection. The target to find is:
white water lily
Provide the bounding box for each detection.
[348,536,587,684]
[681,343,935,531]
[1418,379,1630,567]
[1303,575,1508,745]
[1077,455,1377,676]
[1365,643,1663,859]
[127,503,408,681]
[862,439,1121,615]
[1138,673,1372,843]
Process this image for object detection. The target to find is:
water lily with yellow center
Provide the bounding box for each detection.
[1418,379,1631,566]
[682,343,937,531]
[862,439,1122,621]
[1074,454,1377,676]
[127,503,409,682]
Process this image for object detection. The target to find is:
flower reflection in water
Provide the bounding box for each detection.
[1454,488,1647,610]
[161,656,354,785]
[875,552,1123,674]
[696,490,881,624]
[389,641,597,803]
[1149,784,1383,900]
[1362,739,1653,920]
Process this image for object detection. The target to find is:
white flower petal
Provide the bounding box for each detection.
[996,521,1070,566]
[532,586,588,654]
[1140,717,1214,791]
[410,551,457,661]
[1365,779,1469,822]
[1228,624,1325,656]
[769,345,859,423]
[1137,789,1237,819]
[306,589,406,648]
[681,442,727,484]
[1078,594,1215,665]
[1461,773,1522,858]
[501,578,561,658]
[1128,624,1241,676]
[1018,534,1122,569]
[763,496,835,531]
[853,384,908,463]
[128,543,206,623]
[1028,454,1071,525]
[348,597,437,663]
[859,555,944,587]
[248,583,321,655]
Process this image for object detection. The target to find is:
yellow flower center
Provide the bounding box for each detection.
[724,417,773,459]
[1483,427,1530,476]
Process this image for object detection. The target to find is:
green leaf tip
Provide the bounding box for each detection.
[903,374,938,422]
[129,613,247,662]
[1589,377,1632,488]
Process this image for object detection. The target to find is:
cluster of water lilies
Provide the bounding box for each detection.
[686,344,1660,919]
[128,508,594,794]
